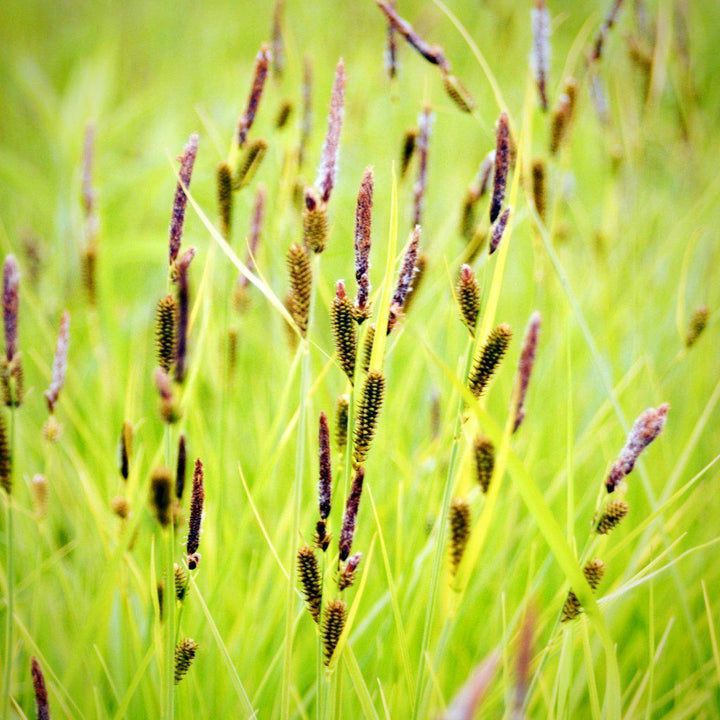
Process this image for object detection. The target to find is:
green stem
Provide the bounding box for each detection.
[164,427,175,720]
[2,407,16,720]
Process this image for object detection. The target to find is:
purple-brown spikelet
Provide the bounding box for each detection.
[174,638,198,684]
[287,243,312,335]
[245,185,266,280]
[605,403,669,492]
[339,553,363,591]
[318,412,332,521]
[44,310,70,414]
[490,113,510,223]
[402,253,426,318]
[155,295,176,374]
[531,0,551,111]
[375,0,451,72]
[297,545,323,622]
[591,0,625,63]
[353,374,385,465]
[303,186,329,254]
[3,255,19,364]
[216,161,233,240]
[442,73,476,113]
[413,107,433,228]
[596,499,629,534]
[456,264,481,336]
[489,208,511,255]
[339,466,365,561]
[513,312,541,433]
[82,124,99,242]
[271,0,285,79]
[562,559,605,621]
[474,435,495,493]
[468,324,512,397]
[385,0,399,79]
[32,656,51,720]
[275,100,293,129]
[236,43,272,148]
[322,599,347,665]
[316,59,346,203]
[449,498,471,576]
[150,466,173,527]
[298,57,313,170]
[173,247,195,384]
[532,159,547,222]
[176,433,187,500]
[0,412,10,494]
[336,395,349,453]
[119,421,132,480]
[186,458,204,569]
[388,225,421,332]
[685,305,710,348]
[154,367,180,424]
[331,281,357,382]
[168,133,198,265]
[477,151,495,198]
[354,168,374,321]
[400,128,418,179]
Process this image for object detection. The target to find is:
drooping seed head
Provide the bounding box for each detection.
[186,458,205,565]
[490,113,510,223]
[353,372,385,465]
[31,657,51,720]
[596,499,629,534]
[456,264,481,336]
[286,243,312,335]
[339,466,365,561]
[150,466,173,527]
[236,43,272,148]
[174,638,199,684]
[605,404,669,492]
[331,281,357,382]
[44,311,70,414]
[315,58,346,203]
[685,305,710,348]
[449,498,471,576]
[297,545,323,622]
[513,311,541,432]
[168,133,199,265]
[474,435,495,493]
[468,324,513,397]
[354,168,374,318]
[322,599,347,665]
[339,553,363,591]
[530,0,551,111]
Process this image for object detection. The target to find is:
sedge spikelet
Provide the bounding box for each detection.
[449,498,471,576]
[236,43,271,148]
[442,72,476,113]
[388,225,421,332]
[322,599,347,665]
[155,295,176,373]
[44,310,70,414]
[474,435,495,493]
[216,161,233,239]
[31,657,51,720]
[318,412,332,521]
[595,499,629,534]
[402,253,426,318]
[176,433,187,499]
[468,324,512,397]
[303,186,329,254]
[339,553,362,591]
[400,128,417,179]
[1,355,24,408]
[150,466,173,527]
[549,78,577,155]
[490,112,510,223]
[339,467,365,561]
[175,563,189,601]
[562,559,606,621]
[513,311,541,432]
[275,100,293,129]
[81,243,98,305]
[233,138,268,190]
[335,395,349,453]
[531,159,547,222]
[286,243,312,335]
[168,133,199,264]
[591,0,624,63]
[413,108,433,228]
[331,281,357,382]
[456,264,481,336]
[32,474,48,520]
[685,305,709,347]
[361,324,375,374]
[186,458,205,568]
[42,415,62,443]
[315,58,346,204]
[297,545,323,622]
[3,255,19,364]
[531,0,551,111]
[353,372,385,465]
[119,420,132,480]
[173,247,195,384]
[354,168,374,320]
[174,638,198,684]
[0,411,11,494]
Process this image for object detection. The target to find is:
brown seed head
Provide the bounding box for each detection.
[531,159,547,222]
[186,458,205,563]
[0,411,11,494]
[474,435,495,493]
[339,553,363,591]
[174,638,199,684]
[322,599,347,664]
[442,72,476,113]
[303,186,329,254]
[236,43,272,148]
[513,311,541,433]
[596,499,629,534]
[490,113,510,223]
[286,243,312,335]
[176,433,187,499]
[331,281,357,382]
[3,255,19,363]
[155,296,176,374]
[449,498,471,576]
[297,545,323,622]
[216,161,233,240]
[353,372,385,465]
[354,168,374,317]
[413,108,434,228]
[468,324,513,397]
[318,411,332,521]
[339,466,365,561]
[685,305,710,348]
[31,657,51,720]
[233,138,268,190]
[400,128,418,179]
[119,420,133,480]
[456,264,481,336]
[168,133,199,265]
[489,208,511,255]
[150,466,173,527]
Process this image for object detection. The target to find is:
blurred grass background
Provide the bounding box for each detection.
[0,0,719,717]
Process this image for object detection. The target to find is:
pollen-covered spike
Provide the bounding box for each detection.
[297,545,323,622]
[186,459,205,568]
[354,168,374,319]
[303,186,329,254]
[331,281,357,382]
[353,372,385,465]
[339,466,365,561]
[474,435,495,493]
[449,498,471,576]
[318,412,332,521]
[168,133,198,265]
[286,243,312,335]
[513,311,541,433]
[174,638,199,684]
[316,58,346,204]
[468,324,512,397]
[236,43,272,148]
[595,499,629,534]
[322,599,347,665]
[456,264,481,336]
[155,296,176,374]
[489,112,510,223]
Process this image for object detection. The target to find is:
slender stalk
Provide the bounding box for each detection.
[2,407,16,720]
[413,339,473,719]
[163,427,175,720]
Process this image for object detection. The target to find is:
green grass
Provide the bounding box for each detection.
[1,0,720,717]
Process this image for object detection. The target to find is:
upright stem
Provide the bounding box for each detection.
[2,407,16,720]
[164,427,175,720]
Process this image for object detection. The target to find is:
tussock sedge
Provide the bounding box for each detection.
[0,0,718,718]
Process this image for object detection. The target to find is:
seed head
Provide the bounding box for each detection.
[605,404,669,492]
[339,466,365,561]
[531,159,547,222]
[442,72,476,113]
[513,312,541,433]
[354,168,374,319]
[236,44,271,148]
[297,545,323,622]
[331,281,357,382]
[275,100,293,129]
[173,247,195,384]
[155,296,176,374]
[449,498,471,576]
[339,553,363,591]
[316,58,346,203]
[360,324,375,375]
[150,466,173,527]
[233,138,268,190]
[390,226,421,317]
[400,128,418,179]
[549,78,577,155]
[595,499,629,534]
[286,243,312,336]
[335,395,349,453]
[216,161,233,240]
[31,657,51,720]
[32,474,48,520]
[3,255,19,363]
[82,243,97,306]
[154,367,180,424]
[176,433,187,499]
[413,107,433,228]
[175,563,189,601]
[119,420,132,480]
[468,324,512,397]
[685,305,709,348]
[168,133,199,265]
[474,435,495,493]
[456,264,481,336]
[489,207,511,256]
[322,599,347,665]
[490,113,510,223]
[562,559,606,622]
[0,411,11,494]
[1,354,23,407]
[174,638,199,684]
[186,458,205,566]
[531,0,551,111]
[317,412,332,519]
[353,372,385,465]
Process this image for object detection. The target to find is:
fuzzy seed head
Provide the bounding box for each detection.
[468,324,512,397]
[322,599,347,665]
[335,395,349,453]
[286,243,312,335]
[318,411,332,521]
[297,545,323,623]
[237,44,271,148]
[174,638,198,684]
[490,113,510,223]
[489,207,511,255]
[3,255,19,363]
[339,466,365,561]
[150,466,173,527]
[456,264,481,336]
[331,281,357,382]
[353,372,385,465]
[176,433,187,499]
[169,133,199,264]
[0,411,10,494]
[354,168,374,316]
[474,435,495,493]
[596,499,629,534]
[361,324,375,374]
[186,458,205,561]
[449,498,471,576]
[155,296,177,374]
[316,58,346,203]
[31,656,51,720]
[583,558,606,590]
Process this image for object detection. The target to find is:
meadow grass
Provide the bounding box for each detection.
[0,0,719,717]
